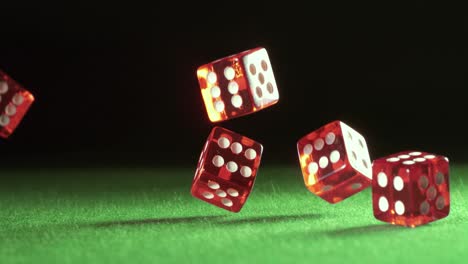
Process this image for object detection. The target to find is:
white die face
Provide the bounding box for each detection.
[340,121,372,179]
[242,48,279,108]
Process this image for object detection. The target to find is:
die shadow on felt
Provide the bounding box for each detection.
[89,215,226,228]
[215,213,321,225]
[324,223,423,237]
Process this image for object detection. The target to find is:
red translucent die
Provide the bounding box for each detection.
[197,47,279,122]
[297,121,372,203]
[0,70,35,138]
[191,127,263,212]
[372,151,450,227]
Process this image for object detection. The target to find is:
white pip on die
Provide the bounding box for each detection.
[197,47,279,122]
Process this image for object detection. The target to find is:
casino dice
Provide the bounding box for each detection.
[372,151,450,227]
[0,70,35,138]
[191,126,263,212]
[297,121,372,203]
[197,47,279,122]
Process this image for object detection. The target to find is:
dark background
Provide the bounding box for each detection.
[0,3,466,168]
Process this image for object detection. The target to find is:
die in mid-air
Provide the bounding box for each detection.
[197,47,279,122]
[297,121,372,203]
[0,70,35,138]
[191,127,263,212]
[373,151,450,227]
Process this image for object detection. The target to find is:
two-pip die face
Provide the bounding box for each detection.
[191,127,263,212]
[0,70,35,138]
[197,47,279,122]
[297,121,372,203]
[373,151,450,227]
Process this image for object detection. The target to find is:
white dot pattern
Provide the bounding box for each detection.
[221,198,233,207]
[212,155,224,167]
[218,137,230,149]
[231,95,243,108]
[245,149,257,160]
[403,160,415,165]
[420,201,430,215]
[314,138,325,151]
[303,144,313,155]
[12,93,25,105]
[330,150,340,163]
[0,115,10,126]
[414,157,426,162]
[393,176,404,191]
[226,161,238,173]
[319,156,329,168]
[227,188,239,197]
[409,152,422,156]
[379,196,389,212]
[0,81,8,94]
[387,157,400,162]
[214,100,225,112]
[325,132,336,145]
[228,81,239,94]
[5,104,16,116]
[398,154,410,159]
[224,66,235,80]
[208,181,220,190]
[395,201,405,215]
[202,192,214,199]
[207,72,217,84]
[210,86,221,98]
[216,189,227,197]
[230,142,242,154]
[240,166,252,178]
[424,155,436,159]
[377,172,388,188]
[308,162,318,175]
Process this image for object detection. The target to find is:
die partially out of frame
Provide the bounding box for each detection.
[197,47,279,122]
[191,126,263,212]
[373,151,450,227]
[0,70,35,138]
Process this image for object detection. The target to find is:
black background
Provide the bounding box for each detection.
[0,3,466,168]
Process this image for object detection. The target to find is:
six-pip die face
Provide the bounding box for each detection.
[373,151,450,227]
[197,47,279,123]
[0,70,35,138]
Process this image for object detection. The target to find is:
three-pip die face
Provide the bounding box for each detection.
[0,70,34,138]
[197,47,279,122]
[191,127,263,212]
[373,151,450,227]
[297,121,372,203]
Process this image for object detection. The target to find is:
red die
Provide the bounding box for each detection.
[197,47,279,122]
[297,121,372,203]
[191,126,263,212]
[372,151,450,227]
[0,70,35,138]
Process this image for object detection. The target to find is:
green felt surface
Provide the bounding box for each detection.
[0,166,467,264]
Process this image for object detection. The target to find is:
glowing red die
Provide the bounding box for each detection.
[297,120,372,203]
[191,126,263,212]
[197,47,279,122]
[0,70,35,138]
[373,151,450,227]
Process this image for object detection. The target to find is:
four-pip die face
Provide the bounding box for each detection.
[0,70,34,138]
[297,121,372,203]
[197,47,279,122]
[373,151,450,227]
[191,127,263,212]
